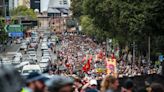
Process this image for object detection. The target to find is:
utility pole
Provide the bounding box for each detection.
[3,0,6,17]
[133,41,135,64]
[148,36,150,62]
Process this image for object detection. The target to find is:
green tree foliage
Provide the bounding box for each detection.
[81,15,110,42]
[71,0,164,56]
[0,18,8,43]
[70,0,83,18]
[82,0,164,55]
[11,6,37,20]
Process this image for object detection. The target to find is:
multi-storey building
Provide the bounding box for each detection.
[30,0,40,12]
[18,0,30,8]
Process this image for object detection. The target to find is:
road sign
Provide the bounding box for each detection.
[4,24,23,32]
[159,55,163,62]
[7,25,23,32]
[4,24,23,38]
[4,25,9,32]
[8,32,23,38]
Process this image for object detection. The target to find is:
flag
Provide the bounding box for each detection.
[82,59,91,72]
[82,55,92,72]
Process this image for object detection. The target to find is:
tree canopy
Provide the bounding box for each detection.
[71,0,164,57]
[11,6,37,20]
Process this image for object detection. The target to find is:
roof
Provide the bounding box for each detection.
[47,8,61,13]
[58,8,68,13]
[22,65,41,70]
[48,0,69,9]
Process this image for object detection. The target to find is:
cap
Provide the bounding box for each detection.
[46,75,74,92]
[90,79,97,85]
[123,79,134,89]
[26,72,49,83]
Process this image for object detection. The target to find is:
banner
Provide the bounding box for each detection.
[106,58,117,77]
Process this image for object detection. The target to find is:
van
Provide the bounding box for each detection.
[21,65,42,76]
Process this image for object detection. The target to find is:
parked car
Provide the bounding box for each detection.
[1,58,12,65]
[41,43,48,50]
[50,39,56,45]
[20,43,27,50]
[27,48,36,52]
[29,42,38,50]
[21,65,42,76]
[29,53,37,62]
[16,38,22,44]
[12,55,21,64]
[42,50,50,56]
[39,57,50,70]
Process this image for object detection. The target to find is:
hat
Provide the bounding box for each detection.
[26,72,49,83]
[90,79,97,85]
[46,75,74,92]
[86,89,98,92]
[123,79,134,89]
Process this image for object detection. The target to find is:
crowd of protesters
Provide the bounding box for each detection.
[1,65,164,92]
[0,33,164,92]
[48,33,162,78]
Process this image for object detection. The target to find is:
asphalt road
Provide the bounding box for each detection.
[0,44,21,57]
[37,40,57,63]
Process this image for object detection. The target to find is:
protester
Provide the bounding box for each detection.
[101,75,119,92]
[24,72,49,92]
[81,79,99,92]
[150,83,164,92]
[46,75,74,92]
[121,79,136,92]
[0,65,23,92]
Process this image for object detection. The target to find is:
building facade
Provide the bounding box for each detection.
[0,0,3,16]
[30,0,40,12]
[18,0,30,8]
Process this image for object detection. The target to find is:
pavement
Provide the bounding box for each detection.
[0,43,21,57]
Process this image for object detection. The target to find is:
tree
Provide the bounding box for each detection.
[70,0,83,18]
[10,6,37,20]
[80,15,110,42]
[0,18,8,43]
[82,0,164,58]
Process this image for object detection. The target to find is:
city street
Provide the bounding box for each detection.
[0,44,21,57]
[0,0,164,92]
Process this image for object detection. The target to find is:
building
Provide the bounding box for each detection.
[0,0,3,16]
[48,0,70,17]
[8,0,15,10]
[18,0,30,8]
[40,0,49,13]
[3,0,9,16]
[30,0,40,12]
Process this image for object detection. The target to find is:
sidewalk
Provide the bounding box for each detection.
[0,44,21,57]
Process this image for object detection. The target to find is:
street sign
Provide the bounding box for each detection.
[4,25,9,32]
[159,55,163,62]
[4,24,23,38]
[8,32,23,37]
[8,25,23,32]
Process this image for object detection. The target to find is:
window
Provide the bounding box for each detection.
[59,1,62,5]
[63,0,67,4]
